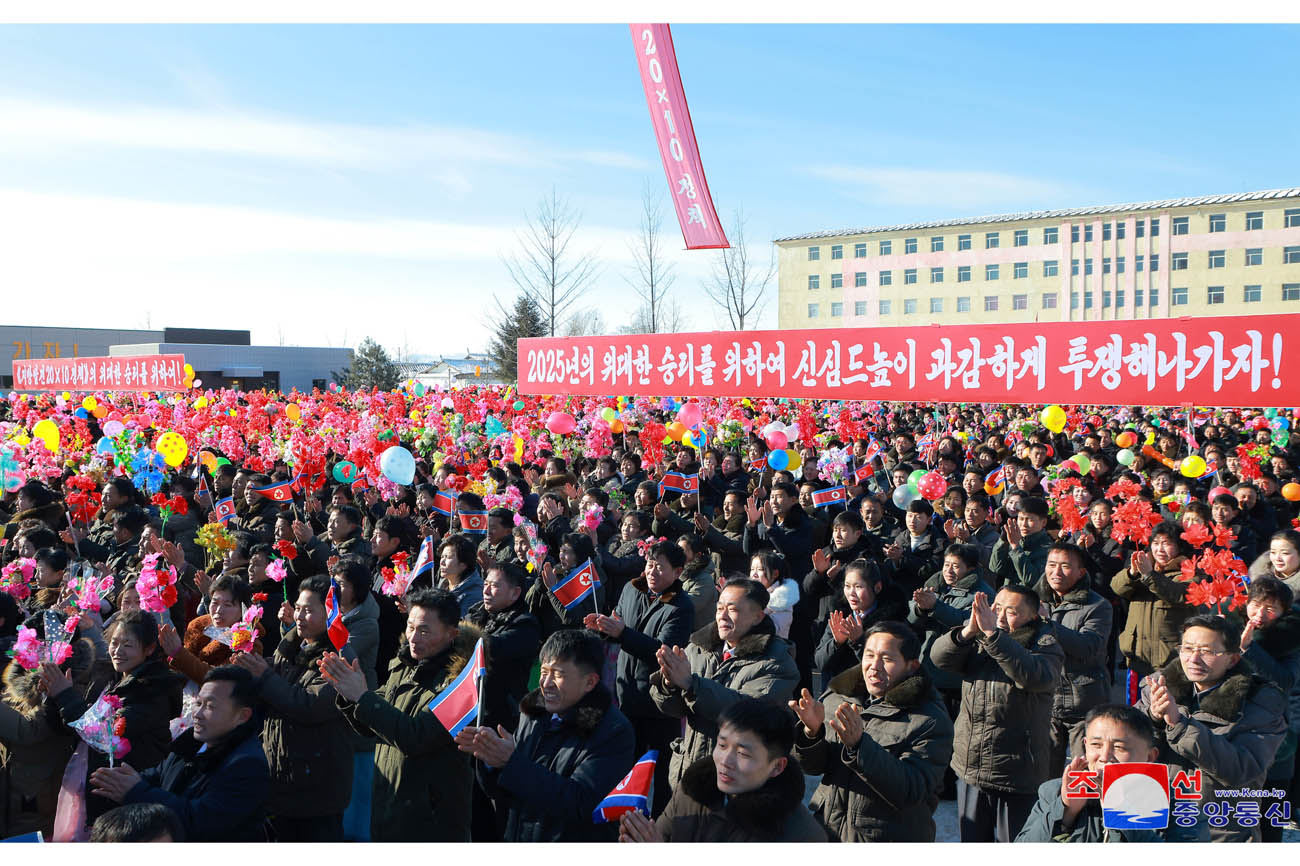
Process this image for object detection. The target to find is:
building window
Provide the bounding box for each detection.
[958,234,972,251]
[1084,225,1093,242]
[1012,294,1028,311]
[1207,286,1225,304]
[1245,211,1263,231]
[1084,291,1093,307]
[1150,218,1160,236]
[830,244,843,260]
[1171,252,1187,270]
[903,298,918,315]
[1042,292,1058,309]
[985,231,1000,249]
[958,265,971,282]
[877,299,891,315]
[984,295,999,312]
[808,246,820,261]
[930,297,943,314]
[830,272,843,289]
[1149,254,1160,271]
[854,242,867,258]
[985,264,999,280]
[1014,229,1028,247]
[1244,285,1262,303]
[930,267,944,283]
[879,240,892,255]
[1286,209,1300,228]
[1148,289,1159,306]
[1116,256,1126,274]
[904,268,918,285]
[1071,225,1080,243]
[1284,246,1300,264]
[1084,258,1093,275]
[1102,291,1112,308]
[855,271,867,288]
[905,237,918,254]
[1208,250,1225,269]
[1136,219,1145,238]
[956,296,971,313]
[1245,248,1262,266]
[1102,223,1112,241]
[830,301,843,317]
[1135,288,1144,306]
[1014,262,1028,279]
[1172,217,1189,235]
[1172,287,1189,305]
[1071,259,1079,276]
[1284,284,1300,301]
[1209,214,1226,233]
[1115,290,1125,307]
[1116,222,1126,240]
[1071,292,1079,309]
[931,236,944,252]
[807,303,819,317]
[1136,254,1145,272]
[1044,227,1059,244]
[854,300,868,315]
[808,275,820,290]
[1043,260,1058,277]
[879,270,893,286]
[1102,257,1112,275]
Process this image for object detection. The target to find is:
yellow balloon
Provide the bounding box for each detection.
[82,396,97,411]
[682,430,697,450]
[194,397,208,409]
[1180,455,1207,478]
[156,431,189,467]
[1040,405,1067,433]
[184,363,194,377]
[784,449,802,471]
[32,419,57,439]
[61,392,71,401]
[14,434,30,446]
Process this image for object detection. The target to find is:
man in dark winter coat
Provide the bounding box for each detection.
[619,699,826,843]
[988,496,1054,589]
[585,539,694,814]
[793,621,954,842]
[649,578,798,789]
[324,589,476,842]
[290,505,373,580]
[90,666,270,843]
[1036,542,1113,771]
[931,585,1064,842]
[465,562,542,733]
[813,559,907,685]
[882,500,946,596]
[1015,703,1164,843]
[456,630,634,842]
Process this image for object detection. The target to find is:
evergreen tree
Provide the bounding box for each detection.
[332,337,401,391]
[489,293,547,381]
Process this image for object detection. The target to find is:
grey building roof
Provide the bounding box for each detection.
[773,186,1300,243]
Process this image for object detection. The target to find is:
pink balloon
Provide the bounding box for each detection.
[1208,486,1232,500]
[766,431,788,450]
[919,471,948,500]
[676,401,703,429]
[546,412,576,435]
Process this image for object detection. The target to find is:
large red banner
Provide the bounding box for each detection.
[14,354,188,392]
[630,23,728,250]
[518,314,1298,407]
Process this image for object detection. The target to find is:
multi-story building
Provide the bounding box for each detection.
[775,187,1300,328]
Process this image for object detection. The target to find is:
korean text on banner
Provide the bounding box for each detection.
[13,354,188,393]
[630,23,728,250]
[517,313,1297,408]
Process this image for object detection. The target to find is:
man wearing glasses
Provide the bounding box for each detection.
[1139,614,1287,842]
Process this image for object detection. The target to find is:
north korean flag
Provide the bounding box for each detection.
[657,472,699,497]
[428,638,486,737]
[749,457,767,473]
[251,480,294,503]
[552,559,599,610]
[984,467,1005,494]
[811,485,847,508]
[196,471,210,500]
[214,496,236,525]
[458,510,488,535]
[592,751,659,823]
[431,489,458,516]
[853,462,874,483]
[860,437,883,466]
[411,535,436,582]
[324,579,350,651]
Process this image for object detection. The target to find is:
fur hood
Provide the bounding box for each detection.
[712,513,748,535]
[1006,620,1051,648]
[518,678,614,738]
[678,754,808,840]
[629,576,684,605]
[1159,656,1266,721]
[3,635,99,713]
[826,666,933,709]
[7,500,66,529]
[390,621,482,692]
[1033,576,1093,607]
[924,568,984,594]
[688,615,778,656]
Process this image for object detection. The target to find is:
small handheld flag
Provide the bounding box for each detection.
[593,750,658,823]
[431,489,458,517]
[458,510,488,535]
[196,471,210,501]
[552,559,600,610]
[427,638,486,736]
[214,497,236,525]
[984,467,1005,495]
[251,480,294,503]
[811,485,847,508]
[748,457,767,474]
[410,535,436,582]
[657,471,699,497]
[324,579,350,651]
[860,437,883,466]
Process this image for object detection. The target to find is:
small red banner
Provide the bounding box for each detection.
[13,354,188,392]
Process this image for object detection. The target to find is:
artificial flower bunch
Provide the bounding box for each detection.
[196,522,236,560]
[152,492,189,532]
[69,693,131,766]
[816,447,852,486]
[512,514,548,573]
[380,551,413,597]
[0,557,35,601]
[67,570,114,615]
[229,604,263,653]
[136,553,179,613]
[129,448,168,495]
[1176,525,1249,614]
[1047,477,1090,535]
[8,620,74,670]
[580,504,604,533]
[483,483,523,513]
[64,474,102,524]
[1109,497,1164,547]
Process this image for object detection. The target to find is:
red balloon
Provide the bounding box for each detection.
[766,431,788,450]
[919,471,948,500]
[546,412,576,435]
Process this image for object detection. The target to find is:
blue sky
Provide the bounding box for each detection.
[2,23,1297,354]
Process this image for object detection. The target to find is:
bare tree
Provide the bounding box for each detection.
[562,307,607,338]
[703,209,774,330]
[622,297,687,334]
[503,187,601,337]
[625,180,677,333]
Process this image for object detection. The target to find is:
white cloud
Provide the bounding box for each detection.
[800,164,1082,212]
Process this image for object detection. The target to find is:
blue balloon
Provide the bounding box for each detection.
[767,449,789,471]
[74,408,89,419]
[96,437,115,454]
[379,445,416,486]
[1275,417,1291,431]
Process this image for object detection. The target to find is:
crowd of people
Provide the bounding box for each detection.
[2,385,1299,844]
